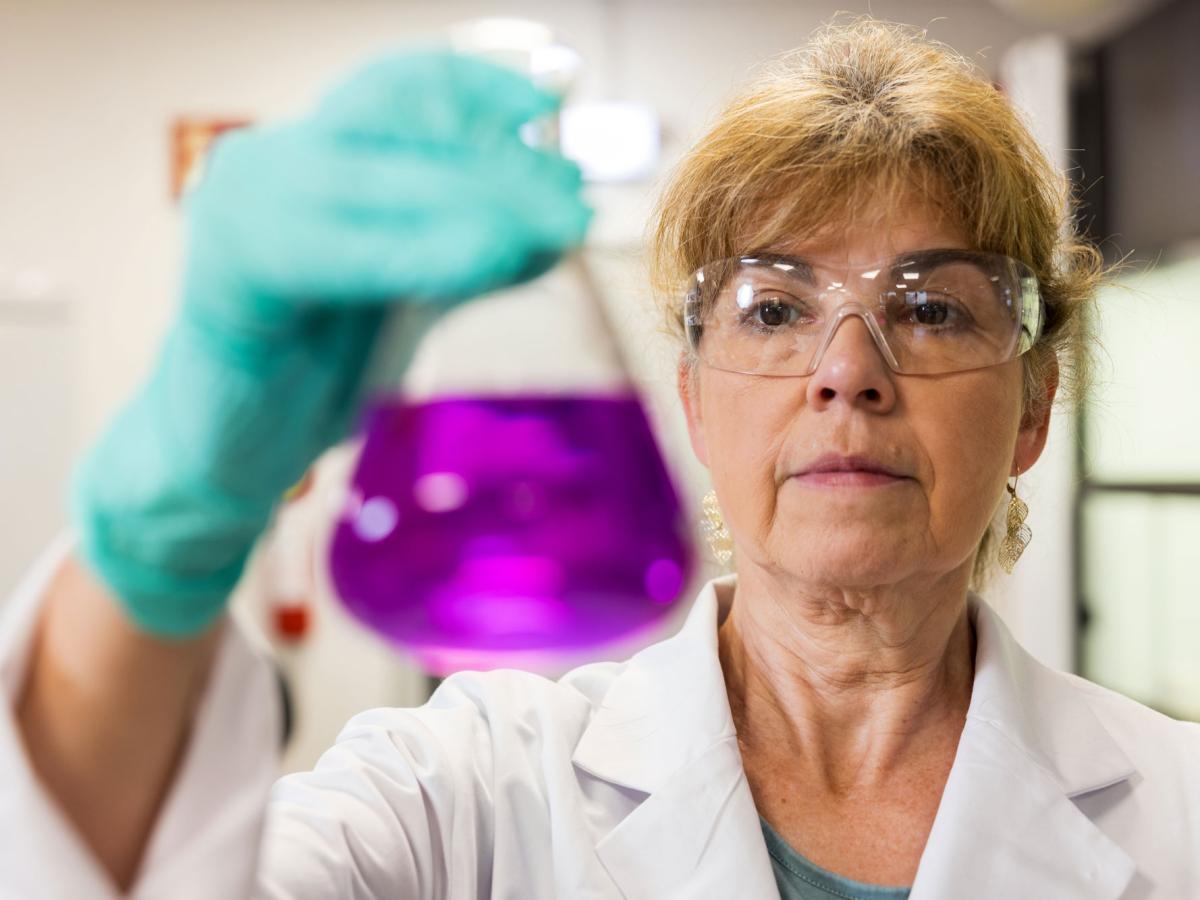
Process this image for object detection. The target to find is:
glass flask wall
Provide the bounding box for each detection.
[330,263,695,674]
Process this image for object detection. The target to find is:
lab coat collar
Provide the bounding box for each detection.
[572,576,1138,899]
[912,591,1137,899]
[573,574,777,898]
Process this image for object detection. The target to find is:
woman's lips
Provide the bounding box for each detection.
[792,470,907,487]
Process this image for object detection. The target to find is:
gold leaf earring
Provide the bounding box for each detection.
[998,471,1031,574]
[701,490,734,569]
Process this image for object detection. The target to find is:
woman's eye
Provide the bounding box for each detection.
[913,301,949,325]
[901,291,966,329]
[752,296,800,328]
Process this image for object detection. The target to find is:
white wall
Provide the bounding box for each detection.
[0,0,1042,445]
[0,292,78,595]
[1,0,1063,767]
[994,34,1077,672]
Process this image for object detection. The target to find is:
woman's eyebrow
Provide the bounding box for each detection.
[740,253,816,282]
[742,248,977,284]
[886,248,977,274]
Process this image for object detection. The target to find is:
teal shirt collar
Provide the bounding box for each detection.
[760,816,911,900]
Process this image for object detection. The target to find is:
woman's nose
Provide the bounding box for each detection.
[805,313,897,413]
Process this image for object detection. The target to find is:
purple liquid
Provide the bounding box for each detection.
[330,392,694,673]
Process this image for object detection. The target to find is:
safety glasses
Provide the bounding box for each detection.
[684,249,1044,377]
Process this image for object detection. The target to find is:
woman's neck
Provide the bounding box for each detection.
[717,565,976,794]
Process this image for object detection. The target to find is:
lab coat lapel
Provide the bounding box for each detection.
[572,576,778,899]
[591,735,773,899]
[910,596,1137,900]
[573,582,1140,899]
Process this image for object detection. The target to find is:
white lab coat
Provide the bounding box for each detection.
[1,537,1197,899]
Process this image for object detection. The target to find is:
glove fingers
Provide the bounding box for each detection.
[364,209,575,300]
[190,139,590,306]
[275,200,586,304]
[247,135,584,221]
[311,49,560,145]
[337,149,590,253]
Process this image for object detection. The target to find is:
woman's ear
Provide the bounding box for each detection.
[677,356,710,468]
[1013,352,1060,476]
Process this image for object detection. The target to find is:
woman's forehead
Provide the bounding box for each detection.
[731,176,968,258]
[758,204,972,266]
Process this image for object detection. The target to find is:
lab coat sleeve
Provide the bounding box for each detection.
[0,535,282,900]
[254,676,501,900]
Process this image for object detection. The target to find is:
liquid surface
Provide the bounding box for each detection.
[330,392,694,673]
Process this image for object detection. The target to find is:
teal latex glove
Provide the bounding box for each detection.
[72,50,591,637]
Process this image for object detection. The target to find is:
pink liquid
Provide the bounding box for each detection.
[330,392,694,673]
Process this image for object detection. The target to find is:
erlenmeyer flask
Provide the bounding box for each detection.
[327,21,694,674]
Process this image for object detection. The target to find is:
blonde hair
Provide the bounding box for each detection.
[650,16,1110,590]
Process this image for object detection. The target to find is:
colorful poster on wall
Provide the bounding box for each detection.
[170,117,252,201]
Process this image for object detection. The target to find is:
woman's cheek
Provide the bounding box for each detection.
[702,382,793,539]
[919,377,1019,538]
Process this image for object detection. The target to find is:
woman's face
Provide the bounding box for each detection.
[679,203,1057,591]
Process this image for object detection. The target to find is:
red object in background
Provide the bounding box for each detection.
[171,117,252,200]
[273,602,312,643]
[269,464,319,644]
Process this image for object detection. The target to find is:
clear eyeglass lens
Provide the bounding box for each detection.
[685,251,1041,376]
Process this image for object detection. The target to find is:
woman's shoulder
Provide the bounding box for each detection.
[260,658,635,895]
[326,655,629,770]
[974,594,1199,786]
[1057,669,1200,781]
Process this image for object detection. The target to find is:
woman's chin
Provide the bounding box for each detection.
[769,539,914,589]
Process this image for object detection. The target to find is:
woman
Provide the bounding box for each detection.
[6,18,1197,900]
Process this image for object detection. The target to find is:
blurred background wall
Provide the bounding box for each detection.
[1,0,1191,769]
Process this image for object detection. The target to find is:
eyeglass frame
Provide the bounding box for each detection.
[682,249,1047,378]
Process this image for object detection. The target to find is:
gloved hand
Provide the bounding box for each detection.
[72,50,591,637]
